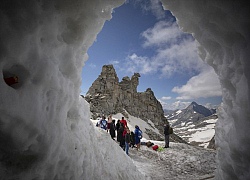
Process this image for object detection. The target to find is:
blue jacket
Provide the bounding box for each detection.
[134,127,142,143]
[100,119,107,130]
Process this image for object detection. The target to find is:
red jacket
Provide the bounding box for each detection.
[120,119,127,128]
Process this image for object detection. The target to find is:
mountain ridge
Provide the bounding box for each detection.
[165,102,217,148]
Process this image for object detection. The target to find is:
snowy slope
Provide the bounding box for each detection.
[91,113,216,179]
[168,116,217,148]
[165,102,218,148]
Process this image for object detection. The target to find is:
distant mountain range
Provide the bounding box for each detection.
[165,101,216,126]
[164,102,218,148]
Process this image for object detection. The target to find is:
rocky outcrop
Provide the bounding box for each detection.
[207,135,216,150]
[85,65,167,135]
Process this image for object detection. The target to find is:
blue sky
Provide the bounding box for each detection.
[81,0,222,110]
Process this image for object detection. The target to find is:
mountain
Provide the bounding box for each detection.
[84,65,167,140]
[166,101,216,127]
[163,109,176,115]
[166,102,218,148]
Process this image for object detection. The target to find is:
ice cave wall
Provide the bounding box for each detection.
[161,1,250,179]
[1,0,249,179]
[0,0,145,180]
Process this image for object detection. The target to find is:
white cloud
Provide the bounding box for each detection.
[88,63,97,68]
[172,68,222,99]
[149,0,166,20]
[141,21,182,47]
[161,96,171,100]
[109,60,120,65]
[159,99,190,110]
[121,20,222,101]
[131,0,166,20]
[125,53,155,74]
[123,20,206,78]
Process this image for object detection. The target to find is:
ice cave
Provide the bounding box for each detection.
[0,0,249,179]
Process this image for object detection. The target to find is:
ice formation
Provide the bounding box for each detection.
[161,0,250,179]
[0,0,145,179]
[0,0,249,180]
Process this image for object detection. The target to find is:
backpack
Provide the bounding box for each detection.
[100,120,107,129]
[138,130,143,139]
[169,126,173,134]
[152,145,159,151]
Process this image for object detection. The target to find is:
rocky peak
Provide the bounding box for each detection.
[84,65,167,139]
[187,101,214,117]
[168,102,217,126]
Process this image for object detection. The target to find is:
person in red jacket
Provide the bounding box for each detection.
[120,117,127,128]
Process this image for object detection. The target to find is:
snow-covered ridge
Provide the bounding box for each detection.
[169,116,217,148]
[166,102,218,148]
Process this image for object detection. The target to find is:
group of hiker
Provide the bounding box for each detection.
[96,114,172,155]
[96,115,142,155]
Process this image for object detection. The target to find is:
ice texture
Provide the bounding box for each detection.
[1,0,249,179]
[161,0,250,179]
[0,0,145,179]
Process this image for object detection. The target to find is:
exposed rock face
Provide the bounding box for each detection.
[85,65,167,134]
[207,135,216,150]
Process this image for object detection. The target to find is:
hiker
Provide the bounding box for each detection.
[134,125,142,150]
[107,114,112,132]
[109,119,116,140]
[117,123,125,149]
[164,123,170,148]
[121,126,128,151]
[115,120,120,137]
[125,128,131,155]
[99,116,107,130]
[120,116,127,128]
[130,131,135,148]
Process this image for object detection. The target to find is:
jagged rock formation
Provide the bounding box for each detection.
[85,64,167,136]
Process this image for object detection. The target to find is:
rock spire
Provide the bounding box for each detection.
[85,65,167,137]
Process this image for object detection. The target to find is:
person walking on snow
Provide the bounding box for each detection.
[134,125,142,150]
[125,128,131,155]
[120,116,127,128]
[164,123,170,148]
[115,120,120,137]
[107,114,112,132]
[109,119,116,140]
[118,123,125,149]
[99,116,107,130]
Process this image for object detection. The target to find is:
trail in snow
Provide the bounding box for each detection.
[128,141,216,180]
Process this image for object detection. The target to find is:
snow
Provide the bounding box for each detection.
[92,113,216,180]
[175,110,182,115]
[161,0,250,179]
[113,113,161,139]
[0,0,249,180]
[189,129,215,142]
[171,116,217,148]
